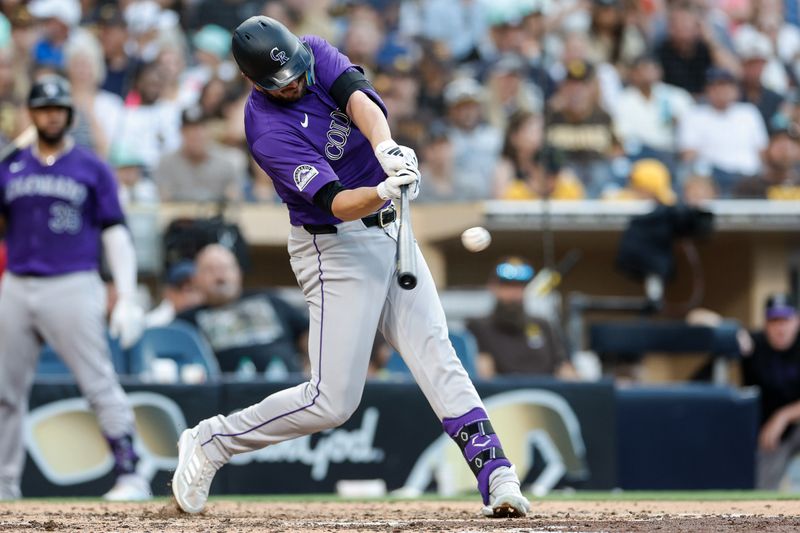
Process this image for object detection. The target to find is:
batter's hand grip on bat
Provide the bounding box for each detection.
[397,185,417,290]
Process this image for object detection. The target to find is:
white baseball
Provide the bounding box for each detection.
[461,226,492,252]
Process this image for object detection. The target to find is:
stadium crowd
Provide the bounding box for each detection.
[0,0,800,205]
[1,0,798,378]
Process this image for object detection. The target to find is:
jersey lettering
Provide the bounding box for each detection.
[324,110,352,161]
[5,174,88,205]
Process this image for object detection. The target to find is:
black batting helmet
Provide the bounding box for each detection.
[232,16,315,91]
[28,75,73,110]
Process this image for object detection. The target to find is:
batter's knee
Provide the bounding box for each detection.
[315,390,363,428]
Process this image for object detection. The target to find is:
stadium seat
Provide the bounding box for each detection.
[385,328,479,378]
[36,334,128,376]
[127,320,221,380]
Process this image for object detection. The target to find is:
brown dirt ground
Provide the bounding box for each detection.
[0,499,798,533]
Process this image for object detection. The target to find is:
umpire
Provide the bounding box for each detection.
[0,75,149,500]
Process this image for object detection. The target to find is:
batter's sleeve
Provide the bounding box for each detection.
[303,35,387,115]
[94,159,125,227]
[251,132,339,205]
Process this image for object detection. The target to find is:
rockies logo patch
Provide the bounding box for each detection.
[293,164,319,191]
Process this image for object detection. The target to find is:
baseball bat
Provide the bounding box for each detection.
[0,125,36,163]
[396,185,417,290]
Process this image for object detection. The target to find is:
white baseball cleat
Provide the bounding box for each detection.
[481,466,531,518]
[172,428,217,514]
[103,473,152,501]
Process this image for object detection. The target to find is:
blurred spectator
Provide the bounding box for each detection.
[341,5,384,74]
[492,110,543,199]
[64,32,123,158]
[123,0,182,63]
[187,0,262,33]
[416,123,457,203]
[400,0,487,61]
[154,106,244,203]
[552,30,623,115]
[546,60,617,198]
[415,45,451,118]
[288,0,336,44]
[466,256,575,379]
[736,31,784,129]
[682,171,718,204]
[109,145,159,207]
[740,294,800,490]
[443,77,502,200]
[114,62,182,172]
[613,54,693,161]
[678,67,768,197]
[178,244,308,374]
[155,45,187,106]
[586,0,646,68]
[8,6,36,88]
[28,0,82,70]
[735,0,800,87]
[374,60,423,146]
[180,24,237,107]
[484,54,542,131]
[656,3,739,95]
[145,261,203,327]
[0,48,27,145]
[734,115,800,199]
[96,3,140,99]
[604,158,677,204]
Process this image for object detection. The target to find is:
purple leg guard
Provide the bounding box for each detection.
[442,407,512,505]
[105,435,139,476]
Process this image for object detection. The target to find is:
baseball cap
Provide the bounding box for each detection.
[766,293,797,320]
[443,77,483,106]
[193,24,232,60]
[565,59,594,82]
[705,66,737,85]
[181,105,208,127]
[29,0,81,27]
[629,159,676,205]
[165,261,196,287]
[735,31,772,62]
[494,257,535,284]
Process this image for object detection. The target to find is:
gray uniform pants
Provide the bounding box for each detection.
[757,424,800,490]
[0,271,135,492]
[199,219,484,466]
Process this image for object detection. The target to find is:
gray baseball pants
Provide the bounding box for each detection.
[198,219,485,465]
[0,271,135,494]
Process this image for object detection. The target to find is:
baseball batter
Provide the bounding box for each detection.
[172,16,530,518]
[0,75,149,501]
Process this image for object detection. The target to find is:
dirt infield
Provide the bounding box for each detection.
[1,499,798,532]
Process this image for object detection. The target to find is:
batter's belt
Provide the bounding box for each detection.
[302,206,396,235]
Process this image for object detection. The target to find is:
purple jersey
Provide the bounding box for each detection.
[244,35,388,226]
[0,144,125,276]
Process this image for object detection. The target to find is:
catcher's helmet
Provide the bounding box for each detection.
[232,16,315,91]
[28,75,73,110]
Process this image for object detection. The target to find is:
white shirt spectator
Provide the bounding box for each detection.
[614,82,693,153]
[115,102,182,172]
[447,125,502,200]
[678,102,768,176]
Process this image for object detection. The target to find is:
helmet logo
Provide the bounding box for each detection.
[43,83,59,97]
[270,47,289,66]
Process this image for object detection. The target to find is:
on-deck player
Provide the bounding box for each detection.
[0,75,149,501]
[172,16,530,518]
